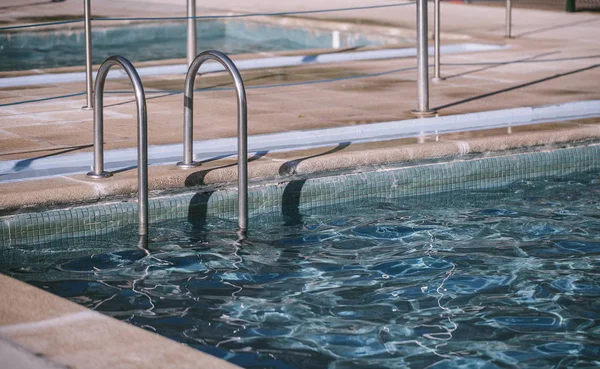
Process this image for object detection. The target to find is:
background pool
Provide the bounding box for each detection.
[2,171,600,368]
[0,20,398,71]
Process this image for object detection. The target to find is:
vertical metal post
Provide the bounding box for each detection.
[566,0,576,12]
[83,0,93,109]
[411,0,436,116]
[187,0,196,66]
[433,0,443,82]
[505,0,512,38]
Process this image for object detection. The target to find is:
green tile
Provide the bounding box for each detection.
[2,144,600,246]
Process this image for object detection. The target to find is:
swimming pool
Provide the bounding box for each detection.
[0,19,402,72]
[1,145,600,368]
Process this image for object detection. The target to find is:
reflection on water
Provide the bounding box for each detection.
[3,172,600,368]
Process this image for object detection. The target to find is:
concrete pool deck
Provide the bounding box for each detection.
[1,1,600,368]
[0,274,243,369]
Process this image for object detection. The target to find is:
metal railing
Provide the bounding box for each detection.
[87,56,149,240]
[11,0,501,118]
[177,50,249,237]
[72,2,414,108]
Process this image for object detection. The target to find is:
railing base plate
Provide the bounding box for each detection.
[410,109,438,117]
[176,161,201,169]
[87,171,112,179]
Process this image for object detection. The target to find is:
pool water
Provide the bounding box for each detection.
[0,20,395,71]
[3,172,600,368]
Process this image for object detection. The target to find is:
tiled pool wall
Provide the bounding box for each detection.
[1,143,599,247]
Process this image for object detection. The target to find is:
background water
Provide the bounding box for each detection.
[3,172,600,368]
[0,20,393,71]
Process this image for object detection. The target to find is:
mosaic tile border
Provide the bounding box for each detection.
[1,144,599,247]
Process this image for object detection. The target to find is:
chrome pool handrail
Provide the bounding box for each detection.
[87,55,149,239]
[177,50,248,235]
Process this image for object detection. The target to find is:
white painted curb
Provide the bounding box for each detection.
[1,99,598,182]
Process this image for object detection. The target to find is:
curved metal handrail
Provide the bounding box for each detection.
[177,50,248,235]
[87,55,149,239]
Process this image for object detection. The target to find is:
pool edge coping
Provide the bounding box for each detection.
[0,273,243,369]
[1,118,599,213]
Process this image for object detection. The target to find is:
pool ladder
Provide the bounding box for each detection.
[86,52,248,243]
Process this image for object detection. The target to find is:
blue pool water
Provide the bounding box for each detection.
[0,20,395,71]
[3,172,600,368]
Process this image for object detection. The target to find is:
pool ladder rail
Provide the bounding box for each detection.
[177,50,249,239]
[86,52,249,243]
[86,55,149,243]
